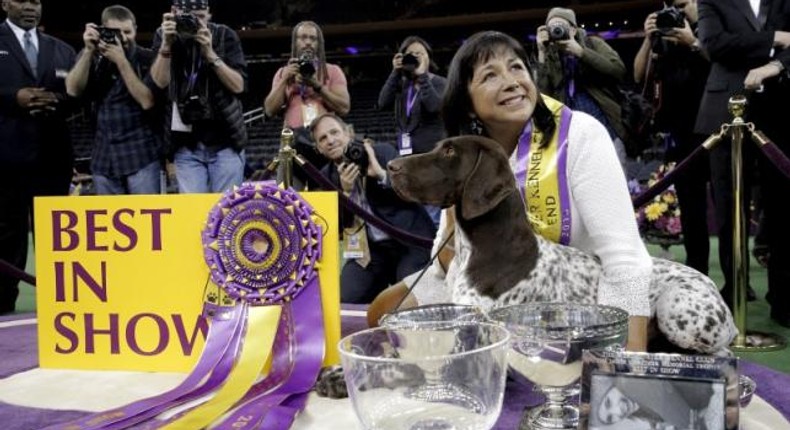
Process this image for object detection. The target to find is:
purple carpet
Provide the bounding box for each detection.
[1,310,788,430]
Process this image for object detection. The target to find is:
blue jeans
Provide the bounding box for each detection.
[93,161,162,195]
[174,144,245,193]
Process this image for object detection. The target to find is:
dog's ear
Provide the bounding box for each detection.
[461,143,512,220]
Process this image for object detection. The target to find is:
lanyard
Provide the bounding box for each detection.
[405,84,419,118]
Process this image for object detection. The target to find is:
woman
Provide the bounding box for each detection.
[371,30,653,351]
[377,36,447,157]
[378,36,447,226]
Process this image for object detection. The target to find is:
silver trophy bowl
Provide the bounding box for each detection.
[380,303,488,328]
[487,303,629,430]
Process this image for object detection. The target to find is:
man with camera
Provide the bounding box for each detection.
[632,1,712,278]
[264,20,350,189]
[0,0,76,314]
[66,5,162,195]
[311,113,434,304]
[694,0,790,326]
[535,7,628,167]
[150,0,247,194]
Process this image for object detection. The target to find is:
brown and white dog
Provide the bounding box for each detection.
[385,135,737,354]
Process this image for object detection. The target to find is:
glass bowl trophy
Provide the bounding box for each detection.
[339,322,510,430]
[488,303,629,430]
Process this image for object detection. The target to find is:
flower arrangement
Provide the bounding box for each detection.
[629,162,683,248]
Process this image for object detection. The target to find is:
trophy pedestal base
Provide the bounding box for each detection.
[730,331,787,352]
[519,404,579,430]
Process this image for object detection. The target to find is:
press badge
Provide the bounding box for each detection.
[399,133,413,156]
[171,102,193,132]
[302,103,318,128]
[342,221,370,267]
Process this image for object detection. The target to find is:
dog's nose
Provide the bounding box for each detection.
[387,160,402,173]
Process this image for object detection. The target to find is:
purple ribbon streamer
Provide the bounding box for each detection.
[41,306,245,430]
[128,306,248,430]
[215,276,325,430]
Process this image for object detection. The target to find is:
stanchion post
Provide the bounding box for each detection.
[726,95,786,352]
[728,96,749,348]
[278,128,296,189]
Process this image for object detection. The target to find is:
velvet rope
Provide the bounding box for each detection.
[0,258,36,287]
[632,144,710,209]
[753,130,790,180]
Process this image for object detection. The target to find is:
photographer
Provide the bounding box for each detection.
[311,113,435,304]
[633,0,712,277]
[264,21,350,189]
[150,0,247,193]
[377,35,446,227]
[536,7,628,168]
[377,36,446,156]
[66,5,162,195]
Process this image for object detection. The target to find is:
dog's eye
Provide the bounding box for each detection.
[443,146,455,157]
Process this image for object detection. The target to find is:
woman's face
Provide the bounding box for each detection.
[598,386,639,424]
[467,48,538,134]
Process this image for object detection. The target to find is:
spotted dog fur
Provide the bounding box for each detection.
[388,136,737,354]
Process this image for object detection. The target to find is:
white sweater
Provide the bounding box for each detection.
[411,111,653,317]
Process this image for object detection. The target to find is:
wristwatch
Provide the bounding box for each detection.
[210,56,224,68]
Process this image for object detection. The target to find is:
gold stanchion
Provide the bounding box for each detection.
[261,128,298,188]
[725,95,786,352]
[278,128,296,189]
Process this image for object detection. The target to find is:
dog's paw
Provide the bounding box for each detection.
[315,365,348,399]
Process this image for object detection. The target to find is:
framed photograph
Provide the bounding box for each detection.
[579,350,739,430]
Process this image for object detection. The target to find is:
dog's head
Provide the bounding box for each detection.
[388,135,515,220]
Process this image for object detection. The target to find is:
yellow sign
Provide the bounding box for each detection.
[33,192,340,372]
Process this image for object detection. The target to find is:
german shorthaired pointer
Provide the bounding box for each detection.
[386,135,737,355]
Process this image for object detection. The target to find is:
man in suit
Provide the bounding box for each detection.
[694,0,790,326]
[311,113,435,303]
[0,0,76,314]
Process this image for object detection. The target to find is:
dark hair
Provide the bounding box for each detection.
[442,31,555,148]
[291,21,329,83]
[101,5,136,26]
[398,35,437,73]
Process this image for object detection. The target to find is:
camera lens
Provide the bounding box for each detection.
[401,53,419,73]
[298,51,316,77]
[548,23,570,41]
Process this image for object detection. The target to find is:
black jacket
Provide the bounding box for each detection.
[0,22,76,166]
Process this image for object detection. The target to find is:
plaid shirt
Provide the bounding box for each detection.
[89,44,161,177]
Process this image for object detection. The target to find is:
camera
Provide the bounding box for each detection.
[97,27,121,45]
[547,22,571,42]
[401,52,420,74]
[177,94,212,124]
[655,6,686,35]
[175,13,200,39]
[297,50,316,77]
[343,140,369,172]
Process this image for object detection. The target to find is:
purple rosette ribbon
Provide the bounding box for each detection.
[202,182,322,305]
[47,182,325,430]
